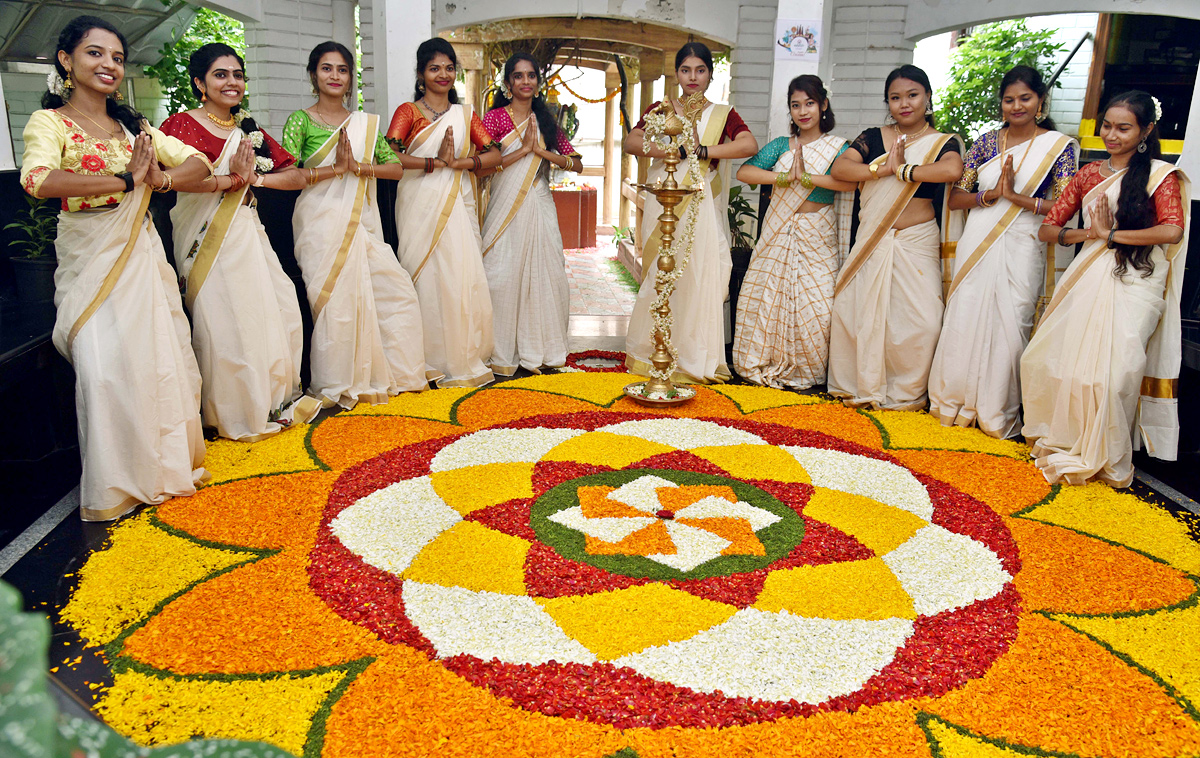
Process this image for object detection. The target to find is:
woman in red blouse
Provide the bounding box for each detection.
[622,42,759,384]
[1021,90,1190,487]
[159,43,323,440]
[478,53,583,376]
[388,38,501,388]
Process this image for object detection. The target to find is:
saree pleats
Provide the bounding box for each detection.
[293,112,429,408]
[53,187,206,521]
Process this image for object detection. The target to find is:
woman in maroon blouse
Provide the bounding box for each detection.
[159,43,335,441]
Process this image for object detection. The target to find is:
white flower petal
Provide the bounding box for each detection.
[597,418,766,449]
[607,475,678,513]
[784,447,934,520]
[646,522,731,571]
[882,525,1012,615]
[674,497,782,531]
[431,428,585,472]
[613,609,914,703]
[403,582,597,665]
[547,506,655,542]
[331,476,459,574]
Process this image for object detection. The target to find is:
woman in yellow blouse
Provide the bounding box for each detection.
[20,15,211,521]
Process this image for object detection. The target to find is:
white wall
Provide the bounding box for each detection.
[766,0,823,141]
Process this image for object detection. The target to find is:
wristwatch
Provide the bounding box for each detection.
[116,171,134,192]
[868,162,880,179]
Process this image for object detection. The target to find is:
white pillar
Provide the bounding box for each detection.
[360,0,433,118]
[1179,60,1200,180]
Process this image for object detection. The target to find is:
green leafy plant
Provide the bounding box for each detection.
[144,8,246,116]
[935,20,1063,146]
[4,195,58,259]
[612,226,632,244]
[727,185,757,250]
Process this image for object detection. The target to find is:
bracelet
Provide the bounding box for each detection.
[678,146,687,160]
[868,162,880,179]
[331,166,343,179]
[698,145,708,160]
[896,163,910,182]
[1033,197,1043,215]
[775,171,792,189]
[471,155,482,171]
[975,190,986,207]
[227,173,246,192]
[979,191,997,208]
[424,157,434,173]
[153,172,173,193]
[799,171,814,190]
[253,173,265,188]
[1107,229,1117,249]
[1057,226,1069,246]
[353,161,362,177]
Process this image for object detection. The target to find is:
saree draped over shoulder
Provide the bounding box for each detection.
[395,104,495,388]
[1021,161,1191,487]
[732,133,852,389]
[171,127,316,440]
[626,102,734,384]
[56,187,208,522]
[292,111,430,408]
[827,132,961,410]
[480,114,569,374]
[929,131,1077,438]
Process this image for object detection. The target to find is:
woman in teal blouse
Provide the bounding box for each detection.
[732,75,856,389]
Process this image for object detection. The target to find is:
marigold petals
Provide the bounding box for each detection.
[921,714,1034,757]
[689,444,813,483]
[889,449,1050,516]
[748,404,884,449]
[201,423,319,483]
[755,558,916,620]
[432,462,535,515]
[122,552,388,673]
[337,387,475,421]
[312,416,460,470]
[403,522,531,594]
[1008,518,1194,614]
[803,488,925,555]
[869,410,1028,458]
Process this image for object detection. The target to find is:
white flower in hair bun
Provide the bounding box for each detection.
[1151,96,1163,123]
[46,71,66,97]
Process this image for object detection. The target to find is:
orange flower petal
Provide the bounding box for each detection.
[310,417,460,470]
[889,449,1050,516]
[748,404,884,450]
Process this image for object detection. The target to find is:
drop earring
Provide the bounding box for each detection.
[418,80,426,93]
[63,71,73,91]
[201,91,207,103]
[1137,140,1148,153]
[926,100,934,114]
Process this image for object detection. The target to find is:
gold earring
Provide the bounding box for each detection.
[112,90,123,102]
[64,71,73,90]
[201,91,207,103]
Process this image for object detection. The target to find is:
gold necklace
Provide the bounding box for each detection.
[893,121,930,141]
[1001,127,1038,175]
[64,102,121,139]
[204,108,237,128]
[309,108,348,129]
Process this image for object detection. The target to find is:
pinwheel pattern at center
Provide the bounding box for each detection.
[550,475,779,571]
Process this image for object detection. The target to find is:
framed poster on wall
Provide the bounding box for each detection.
[775,19,822,62]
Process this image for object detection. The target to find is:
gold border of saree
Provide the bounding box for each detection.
[413,105,474,283]
[482,115,543,257]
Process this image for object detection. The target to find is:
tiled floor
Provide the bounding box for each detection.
[564,237,639,317]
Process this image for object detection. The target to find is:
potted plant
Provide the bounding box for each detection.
[727,185,758,351]
[5,195,58,302]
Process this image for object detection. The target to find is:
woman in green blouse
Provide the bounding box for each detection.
[282,40,432,409]
[732,75,855,389]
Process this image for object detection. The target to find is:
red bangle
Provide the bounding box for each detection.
[424,157,433,173]
[471,155,481,171]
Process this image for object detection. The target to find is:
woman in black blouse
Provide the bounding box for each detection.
[827,64,963,410]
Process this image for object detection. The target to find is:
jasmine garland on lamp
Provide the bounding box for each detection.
[478,53,584,376]
[388,37,502,388]
[20,15,212,521]
[827,64,964,410]
[928,65,1078,439]
[159,43,322,441]
[1021,90,1189,487]
[732,75,855,390]
[282,41,433,408]
[622,42,759,384]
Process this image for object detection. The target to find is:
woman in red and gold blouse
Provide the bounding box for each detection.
[1021,90,1190,488]
[159,43,320,442]
[622,42,759,384]
[387,37,501,388]
[20,15,211,521]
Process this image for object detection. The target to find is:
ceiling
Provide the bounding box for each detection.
[0,0,196,66]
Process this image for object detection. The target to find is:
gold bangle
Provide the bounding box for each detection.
[800,171,814,190]
[775,171,791,188]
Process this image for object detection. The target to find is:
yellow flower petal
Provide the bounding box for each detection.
[544,431,676,468]
[97,667,345,752]
[431,462,535,515]
[868,410,1028,458]
[493,373,636,406]
[921,715,1032,757]
[804,487,926,555]
[536,583,736,659]
[402,521,530,594]
[755,558,916,620]
[690,444,812,483]
[203,423,319,484]
[336,387,475,421]
[708,384,827,413]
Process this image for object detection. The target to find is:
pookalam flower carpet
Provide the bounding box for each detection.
[56,373,1200,757]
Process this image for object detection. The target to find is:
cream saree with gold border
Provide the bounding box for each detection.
[732,133,851,389]
[171,127,316,440]
[827,132,961,410]
[929,131,1076,438]
[293,111,430,409]
[1021,161,1190,486]
[396,104,495,388]
[626,101,734,384]
[53,182,205,521]
[480,114,569,375]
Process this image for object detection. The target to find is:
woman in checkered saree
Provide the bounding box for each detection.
[732,75,855,389]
